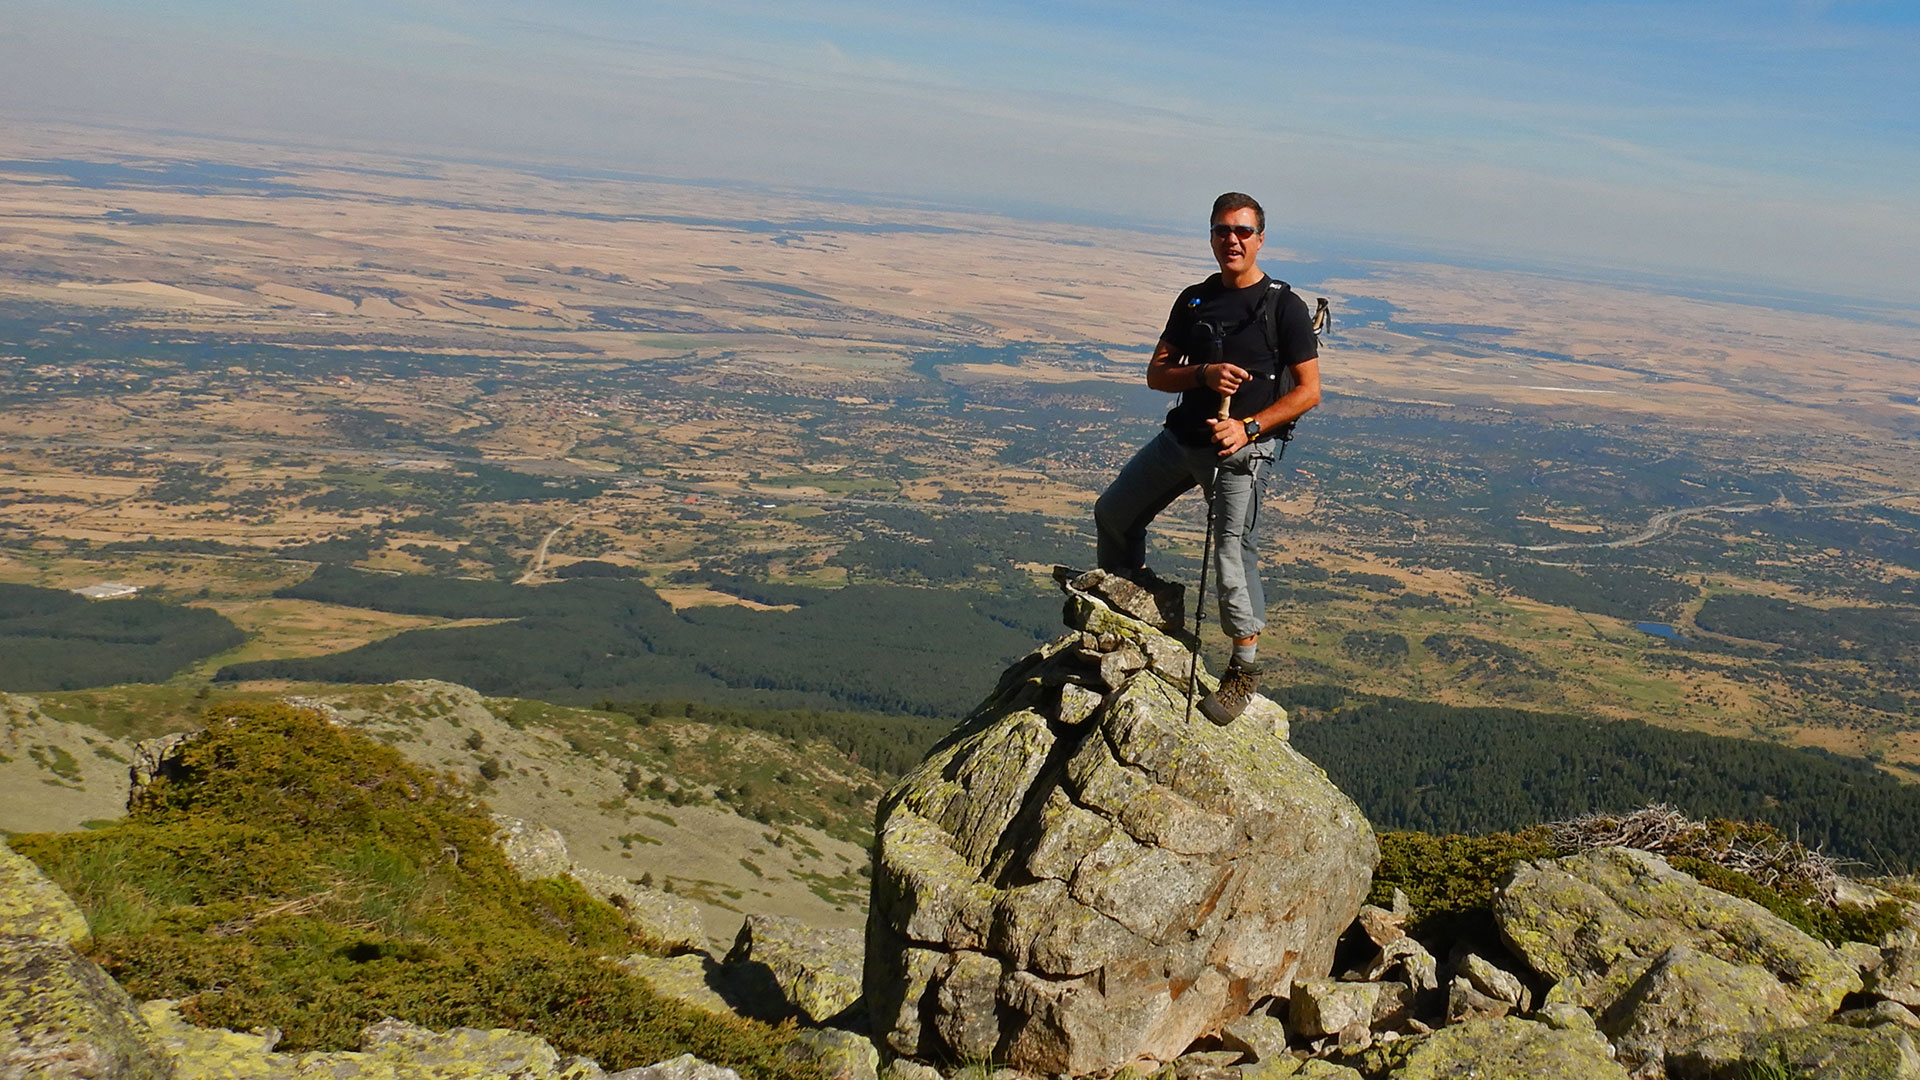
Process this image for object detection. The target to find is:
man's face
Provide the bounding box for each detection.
[1209,207,1263,275]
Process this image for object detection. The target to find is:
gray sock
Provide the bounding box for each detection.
[1232,642,1259,669]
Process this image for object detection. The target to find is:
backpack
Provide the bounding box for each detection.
[1251,280,1329,442]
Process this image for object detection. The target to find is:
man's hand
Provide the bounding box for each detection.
[1202,362,1250,396]
[1206,417,1251,457]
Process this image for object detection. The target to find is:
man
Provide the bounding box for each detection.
[1093,192,1322,724]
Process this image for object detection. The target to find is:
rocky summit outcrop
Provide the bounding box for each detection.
[866,569,1378,1075]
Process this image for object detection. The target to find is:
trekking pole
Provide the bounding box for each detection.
[1185,392,1233,722]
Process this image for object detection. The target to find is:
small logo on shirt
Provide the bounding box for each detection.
[1187,297,1202,307]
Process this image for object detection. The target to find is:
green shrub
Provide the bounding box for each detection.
[14,702,820,1080]
[1369,828,1554,939]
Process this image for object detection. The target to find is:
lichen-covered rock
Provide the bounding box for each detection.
[1445,976,1510,1024]
[492,814,576,880]
[1599,944,1806,1073]
[0,837,89,944]
[1375,1016,1630,1080]
[609,1054,743,1080]
[1695,1023,1920,1080]
[1290,980,1382,1038]
[127,732,192,800]
[493,815,705,953]
[1868,943,1920,1009]
[1219,1013,1290,1063]
[612,954,740,1019]
[1456,953,1530,1013]
[145,999,609,1079]
[788,1030,877,1080]
[1494,847,1859,1022]
[1835,1001,1920,1031]
[0,937,170,1080]
[866,585,1376,1074]
[724,914,862,1023]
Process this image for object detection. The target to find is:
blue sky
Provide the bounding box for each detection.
[2,1,1915,301]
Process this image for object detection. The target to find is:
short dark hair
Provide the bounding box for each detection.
[1211,192,1265,233]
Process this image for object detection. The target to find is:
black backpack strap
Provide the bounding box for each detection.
[1259,279,1293,359]
[1261,280,1299,443]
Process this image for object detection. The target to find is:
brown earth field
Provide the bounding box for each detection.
[2,119,1918,779]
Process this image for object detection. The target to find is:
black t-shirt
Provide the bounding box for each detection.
[1160,273,1318,446]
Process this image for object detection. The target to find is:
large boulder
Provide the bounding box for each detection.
[1,936,171,1080]
[866,573,1377,1075]
[1495,847,1858,1023]
[1599,944,1807,1073]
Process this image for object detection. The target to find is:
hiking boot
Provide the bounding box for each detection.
[1200,660,1262,726]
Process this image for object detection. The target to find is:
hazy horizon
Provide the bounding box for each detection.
[3,0,1916,304]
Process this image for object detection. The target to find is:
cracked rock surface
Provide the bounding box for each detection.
[865,571,1377,1075]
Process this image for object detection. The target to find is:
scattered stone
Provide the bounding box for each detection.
[1368,981,1415,1032]
[724,913,863,1023]
[1291,1061,1362,1080]
[0,838,88,945]
[1868,943,1920,1009]
[866,583,1375,1074]
[1373,1016,1629,1080]
[1233,1057,1304,1080]
[1335,1020,1371,1054]
[1055,567,1184,633]
[610,1053,745,1080]
[1354,905,1404,947]
[1219,1012,1291,1063]
[1445,977,1511,1024]
[1457,952,1531,1013]
[1289,979,1382,1039]
[1534,1003,1596,1032]
[790,1029,879,1080]
[0,938,171,1080]
[1362,936,1437,992]
[1597,944,1805,1073]
[1495,847,1860,1021]
[880,1057,943,1080]
[1176,1049,1245,1080]
[1836,1001,1920,1032]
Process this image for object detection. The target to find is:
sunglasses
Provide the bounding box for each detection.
[1211,224,1259,240]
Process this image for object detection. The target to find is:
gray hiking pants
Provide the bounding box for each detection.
[1094,428,1274,641]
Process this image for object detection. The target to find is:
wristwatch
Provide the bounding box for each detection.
[1242,418,1262,440]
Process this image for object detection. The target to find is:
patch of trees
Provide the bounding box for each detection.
[218,567,1055,717]
[1286,691,1920,871]
[1422,633,1553,683]
[0,584,244,691]
[1696,593,1920,667]
[1342,630,1409,665]
[1403,551,1697,621]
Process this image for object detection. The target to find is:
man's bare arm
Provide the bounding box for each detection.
[1146,338,1250,396]
[1205,359,1322,455]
